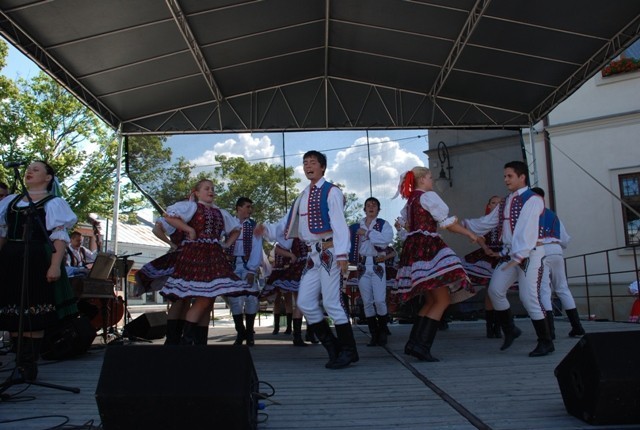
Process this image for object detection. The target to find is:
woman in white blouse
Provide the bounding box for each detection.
[0,161,78,381]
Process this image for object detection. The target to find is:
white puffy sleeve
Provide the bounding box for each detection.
[45,197,78,243]
[0,194,18,238]
[165,201,197,223]
[219,208,241,234]
[421,191,457,228]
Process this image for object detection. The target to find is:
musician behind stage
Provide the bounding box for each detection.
[65,230,100,278]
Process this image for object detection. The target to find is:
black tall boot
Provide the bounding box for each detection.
[529,318,555,357]
[292,318,307,346]
[245,313,256,346]
[377,315,389,346]
[409,317,440,362]
[272,313,280,335]
[180,321,198,345]
[233,314,246,345]
[495,309,522,351]
[194,325,209,345]
[305,321,319,344]
[19,337,42,381]
[328,323,359,369]
[566,308,586,337]
[309,319,338,368]
[164,319,183,345]
[404,317,423,356]
[545,311,556,340]
[485,310,501,339]
[284,313,293,334]
[366,317,378,347]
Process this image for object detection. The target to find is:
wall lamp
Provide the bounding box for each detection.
[436,141,452,191]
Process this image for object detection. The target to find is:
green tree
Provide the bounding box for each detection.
[213,155,300,222]
[0,41,28,186]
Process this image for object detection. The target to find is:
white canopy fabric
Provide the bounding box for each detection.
[1,0,639,135]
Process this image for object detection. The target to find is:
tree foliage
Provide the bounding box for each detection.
[213,155,300,222]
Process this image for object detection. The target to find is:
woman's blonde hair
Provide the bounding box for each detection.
[397,166,431,199]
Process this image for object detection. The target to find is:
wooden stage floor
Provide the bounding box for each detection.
[1,318,639,430]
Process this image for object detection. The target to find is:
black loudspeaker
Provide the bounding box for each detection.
[42,316,96,360]
[123,311,167,340]
[554,331,640,425]
[96,345,258,430]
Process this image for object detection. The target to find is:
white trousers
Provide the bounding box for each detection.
[296,247,349,325]
[539,246,576,312]
[228,257,259,315]
[358,259,388,317]
[488,247,546,320]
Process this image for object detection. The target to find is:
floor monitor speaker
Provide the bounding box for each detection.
[123,311,167,340]
[95,345,258,430]
[554,331,640,425]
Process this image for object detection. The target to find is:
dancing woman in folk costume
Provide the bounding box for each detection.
[135,217,199,345]
[0,161,78,381]
[159,179,255,345]
[259,220,311,346]
[393,167,480,362]
[461,195,505,339]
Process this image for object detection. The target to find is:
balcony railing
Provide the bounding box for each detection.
[564,244,639,322]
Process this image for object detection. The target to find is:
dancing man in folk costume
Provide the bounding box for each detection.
[348,197,394,347]
[226,197,263,346]
[461,161,554,357]
[393,166,479,362]
[531,187,585,339]
[255,150,357,369]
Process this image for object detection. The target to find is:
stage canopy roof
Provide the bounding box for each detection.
[1,0,639,135]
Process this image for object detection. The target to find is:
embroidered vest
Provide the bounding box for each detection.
[285,181,337,238]
[538,208,561,240]
[348,218,386,263]
[192,203,225,241]
[67,246,88,267]
[496,189,537,239]
[226,218,256,262]
[406,190,437,233]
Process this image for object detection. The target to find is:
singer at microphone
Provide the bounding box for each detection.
[3,160,28,168]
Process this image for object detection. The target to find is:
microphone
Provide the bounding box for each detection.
[3,160,28,168]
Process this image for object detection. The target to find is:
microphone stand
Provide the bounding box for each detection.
[109,252,150,344]
[0,166,79,398]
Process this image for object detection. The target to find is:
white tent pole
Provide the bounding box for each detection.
[528,125,539,187]
[110,128,124,254]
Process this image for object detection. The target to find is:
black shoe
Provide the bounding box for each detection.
[326,323,358,369]
[529,318,554,357]
[496,310,521,351]
[292,319,307,346]
[409,317,440,362]
[377,315,389,346]
[366,317,378,347]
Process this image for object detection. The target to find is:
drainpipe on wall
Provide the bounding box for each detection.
[542,115,556,212]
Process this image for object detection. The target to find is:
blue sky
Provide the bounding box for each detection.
[1,39,431,223]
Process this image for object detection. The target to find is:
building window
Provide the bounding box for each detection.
[602,40,640,77]
[620,172,640,246]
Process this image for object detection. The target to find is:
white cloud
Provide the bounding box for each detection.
[327,136,424,198]
[190,133,278,167]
